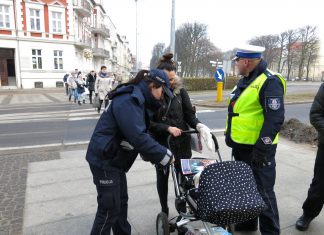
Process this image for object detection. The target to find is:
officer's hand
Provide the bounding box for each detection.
[251,148,268,169]
[156,150,174,174]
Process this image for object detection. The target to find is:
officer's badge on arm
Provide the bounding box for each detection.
[267,98,281,110]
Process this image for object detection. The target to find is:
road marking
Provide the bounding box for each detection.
[0,108,98,124]
[68,116,99,121]
[0,130,63,136]
[196,110,215,113]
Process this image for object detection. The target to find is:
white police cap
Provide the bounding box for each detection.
[232,44,265,61]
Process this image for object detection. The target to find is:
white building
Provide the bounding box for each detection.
[0,0,133,89]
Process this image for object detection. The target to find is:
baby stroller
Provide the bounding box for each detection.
[156,130,266,235]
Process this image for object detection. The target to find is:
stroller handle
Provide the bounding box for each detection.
[166,130,220,152]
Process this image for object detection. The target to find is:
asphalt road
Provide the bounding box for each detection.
[0,101,313,149]
[189,81,321,100]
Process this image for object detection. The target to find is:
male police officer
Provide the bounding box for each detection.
[225,45,286,235]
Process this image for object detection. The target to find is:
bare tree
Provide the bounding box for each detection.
[277,32,288,73]
[149,43,165,69]
[305,39,320,80]
[285,29,300,80]
[248,34,279,69]
[297,25,318,80]
[175,22,222,77]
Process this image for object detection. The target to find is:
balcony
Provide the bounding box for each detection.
[74,37,91,49]
[93,48,110,58]
[91,23,110,38]
[111,41,117,49]
[73,0,91,18]
[111,56,118,63]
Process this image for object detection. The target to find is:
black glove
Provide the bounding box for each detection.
[251,148,268,169]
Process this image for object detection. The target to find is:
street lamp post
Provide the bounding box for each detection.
[170,0,175,53]
[135,0,138,72]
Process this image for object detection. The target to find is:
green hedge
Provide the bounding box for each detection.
[182,76,239,91]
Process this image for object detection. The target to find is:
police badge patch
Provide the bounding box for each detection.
[261,137,273,145]
[267,98,281,110]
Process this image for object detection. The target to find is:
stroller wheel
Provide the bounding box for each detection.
[156,212,169,235]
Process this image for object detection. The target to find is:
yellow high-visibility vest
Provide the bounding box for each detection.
[226,70,286,145]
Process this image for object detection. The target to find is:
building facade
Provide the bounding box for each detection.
[0,0,133,89]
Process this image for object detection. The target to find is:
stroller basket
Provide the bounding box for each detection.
[197,161,266,225]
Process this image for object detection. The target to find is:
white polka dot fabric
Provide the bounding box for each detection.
[197,161,266,225]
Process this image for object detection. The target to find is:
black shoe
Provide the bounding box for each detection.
[296,214,313,231]
[235,223,257,232]
[83,100,85,104]
[78,101,81,105]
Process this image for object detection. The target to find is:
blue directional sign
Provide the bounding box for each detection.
[214,68,225,82]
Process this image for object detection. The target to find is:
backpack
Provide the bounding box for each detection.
[63,74,69,82]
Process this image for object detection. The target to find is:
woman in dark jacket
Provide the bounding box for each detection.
[296,83,324,231]
[150,53,213,216]
[86,69,174,235]
[86,70,96,104]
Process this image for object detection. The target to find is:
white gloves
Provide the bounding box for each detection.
[196,123,213,151]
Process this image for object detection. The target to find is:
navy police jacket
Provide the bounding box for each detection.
[86,81,170,172]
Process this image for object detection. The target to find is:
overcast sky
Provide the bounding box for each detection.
[104,0,323,67]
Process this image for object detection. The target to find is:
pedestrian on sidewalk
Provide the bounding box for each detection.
[76,73,86,105]
[150,53,214,216]
[63,73,69,95]
[86,69,175,235]
[95,65,113,113]
[86,70,96,104]
[67,72,78,103]
[225,45,286,235]
[296,83,324,231]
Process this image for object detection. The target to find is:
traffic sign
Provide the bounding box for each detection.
[214,68,225,82]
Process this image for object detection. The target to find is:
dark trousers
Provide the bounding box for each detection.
[98,99,109,112]
[232,146,280,235]
[89,90,94,104]
[89,164,131,235]
[302,143,324,218]
[156,150,190,214]
[156,167,170,213]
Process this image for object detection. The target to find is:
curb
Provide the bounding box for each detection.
[0,141,89,152]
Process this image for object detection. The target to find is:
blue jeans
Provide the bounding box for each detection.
[69,88,77,102]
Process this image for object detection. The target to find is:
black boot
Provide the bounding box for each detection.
[296,214,313,231]
[161,207,169,217]
[83,100,85,104]
[78,101,81,105]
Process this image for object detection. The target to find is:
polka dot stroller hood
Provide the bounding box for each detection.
[197,161,267,225]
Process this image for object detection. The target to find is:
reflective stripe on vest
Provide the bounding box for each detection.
[227,70,286,145]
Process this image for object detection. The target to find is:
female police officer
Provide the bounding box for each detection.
[86,69,174,235]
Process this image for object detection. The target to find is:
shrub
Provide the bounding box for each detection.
[182,76,239,91]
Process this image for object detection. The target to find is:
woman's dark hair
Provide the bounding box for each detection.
[157,53,176,71]
[128,69,161,87]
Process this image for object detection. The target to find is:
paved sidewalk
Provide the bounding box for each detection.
[21,135,324,235]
